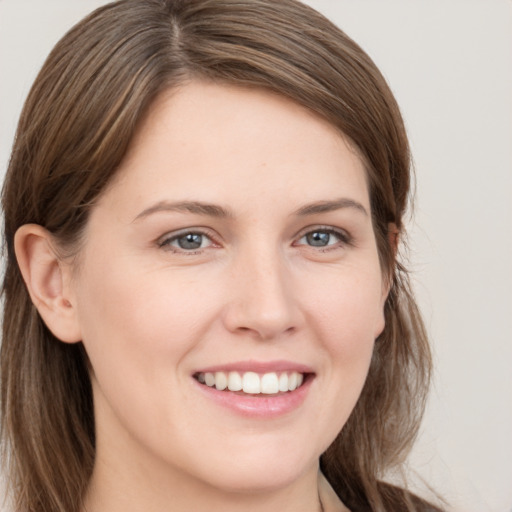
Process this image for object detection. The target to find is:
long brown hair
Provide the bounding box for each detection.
[1,1,434,511]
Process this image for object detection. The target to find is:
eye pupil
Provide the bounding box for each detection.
[178,233,203,250]
[306,231,330,246]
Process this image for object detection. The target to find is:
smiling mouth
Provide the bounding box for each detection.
[194,370,308,395]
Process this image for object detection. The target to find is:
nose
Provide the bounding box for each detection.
[222,249,302,341]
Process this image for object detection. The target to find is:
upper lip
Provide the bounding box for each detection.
[194,360,314,374]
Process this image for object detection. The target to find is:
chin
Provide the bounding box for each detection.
[180,439,318,495]
[203,462,312,495]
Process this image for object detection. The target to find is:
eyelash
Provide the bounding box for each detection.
[157,226,352,255]
[294,226,353,252]
[157,228,219,254]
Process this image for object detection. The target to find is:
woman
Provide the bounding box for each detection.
[1,1,440,511]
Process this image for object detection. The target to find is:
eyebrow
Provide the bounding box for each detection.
[294,198,368,217]
[133,197,368,223]
[132,200,232,222]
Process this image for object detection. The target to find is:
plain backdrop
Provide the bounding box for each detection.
[1,1,511,511]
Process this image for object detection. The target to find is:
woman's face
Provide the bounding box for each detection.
[68,81,387,494]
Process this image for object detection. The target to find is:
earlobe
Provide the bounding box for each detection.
[376,223,399,337]
[387,222,399,258]
[383,222,399,296]
[14,224,82,343]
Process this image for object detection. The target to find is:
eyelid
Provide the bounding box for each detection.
[157,227,221,252]
[293,225,353,248]
[155,224,353,254]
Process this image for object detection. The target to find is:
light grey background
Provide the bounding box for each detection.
[1,1,511,511]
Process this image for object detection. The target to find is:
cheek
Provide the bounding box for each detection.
[295,269,382,451]
[303,265,384,397]
[307,268,385,346]
[73,256,225,382]
[71,259,224,449]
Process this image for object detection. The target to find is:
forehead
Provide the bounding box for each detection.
[100,80,369,215]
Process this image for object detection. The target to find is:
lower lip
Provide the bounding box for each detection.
[193,376,313,418]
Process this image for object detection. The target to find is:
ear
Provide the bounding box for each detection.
[387,222,399,259]
[375,223,399,339]
[380,222,399,305]
[14,224,82,343]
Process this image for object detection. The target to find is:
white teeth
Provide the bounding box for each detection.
[197,370,305,394]
[227,371,242,391]
[204,372,215,387]
[278,373,289,392]
[214,371,227,390]
[288,372,298,391]
[261,372,279,394]
[242,372,260,393]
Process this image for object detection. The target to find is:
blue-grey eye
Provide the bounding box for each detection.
[176,233,204,250]
[159,229,216,253]
[298,229,344,248]
[306,231,331,246]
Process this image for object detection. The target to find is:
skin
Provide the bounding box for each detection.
[16,81,389,512]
